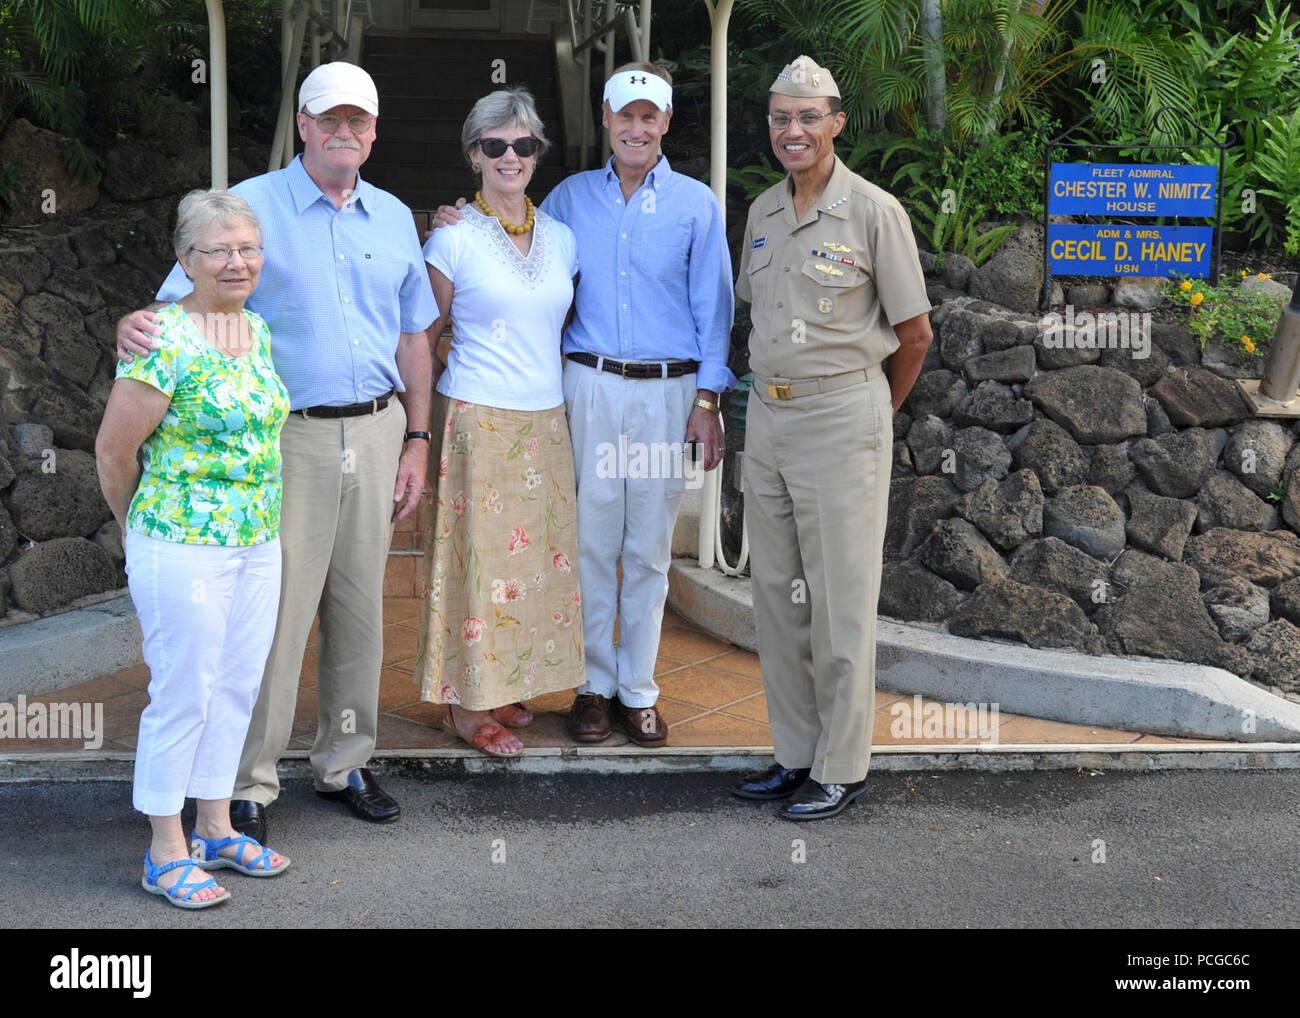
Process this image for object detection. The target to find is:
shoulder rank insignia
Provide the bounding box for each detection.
[814,262,845,277]
[823,195,849,212]
[822,241,851,254]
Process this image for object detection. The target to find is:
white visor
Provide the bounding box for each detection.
[603,70,672,112]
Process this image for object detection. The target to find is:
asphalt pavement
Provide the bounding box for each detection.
[2,769,1298,929]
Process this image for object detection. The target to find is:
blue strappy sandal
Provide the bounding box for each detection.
[142,849,231,909]
[190,831,291,877]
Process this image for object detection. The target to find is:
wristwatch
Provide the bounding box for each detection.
[404,431,431,442]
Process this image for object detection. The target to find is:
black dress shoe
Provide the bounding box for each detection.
[778,778,868,821]
[732,763,813,801]
[229,799,267,843]
[316,767,400,824]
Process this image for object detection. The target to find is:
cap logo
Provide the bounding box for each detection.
[630,75,647,84]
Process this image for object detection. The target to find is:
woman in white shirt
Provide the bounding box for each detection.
[414,88,585,756]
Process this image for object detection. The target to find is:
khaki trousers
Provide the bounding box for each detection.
[235,400,406,802]
[744,368,892,784]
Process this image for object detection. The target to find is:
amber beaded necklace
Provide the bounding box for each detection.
[474,190,535,235]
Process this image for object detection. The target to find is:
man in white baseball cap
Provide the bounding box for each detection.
[433,63,734,747]
[117,61,437,840]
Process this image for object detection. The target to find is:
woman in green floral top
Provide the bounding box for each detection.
[96,190,292,910]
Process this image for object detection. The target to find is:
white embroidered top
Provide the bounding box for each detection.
[424,205,578,411]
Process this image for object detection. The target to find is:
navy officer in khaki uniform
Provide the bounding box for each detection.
[733,56,933,820]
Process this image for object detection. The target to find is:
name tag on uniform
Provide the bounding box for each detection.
[751,237,767,249]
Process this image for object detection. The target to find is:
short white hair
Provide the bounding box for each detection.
[461,87,550,167]
[173,189,262,260]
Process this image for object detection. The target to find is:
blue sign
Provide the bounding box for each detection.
[1049,163,1217,217]
[1048,224,1214,277]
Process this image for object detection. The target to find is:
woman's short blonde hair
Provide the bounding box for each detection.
[461,87,550,168]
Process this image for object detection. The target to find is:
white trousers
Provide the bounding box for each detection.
[563,360,695,708]
[126,529,281,817]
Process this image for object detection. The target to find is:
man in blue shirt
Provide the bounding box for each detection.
[436,64,734,744]
[545,65,734,745]
[116,63,437,838]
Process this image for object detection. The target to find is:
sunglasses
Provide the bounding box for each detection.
[476,136,542,158]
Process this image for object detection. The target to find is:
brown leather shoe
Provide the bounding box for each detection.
[613,699,668,747]
[569,693,612,743]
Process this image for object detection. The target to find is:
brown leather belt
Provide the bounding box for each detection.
[292,390,394,419]
[568,351,699,379]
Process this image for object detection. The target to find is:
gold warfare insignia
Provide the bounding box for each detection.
[823,242,851,254]
[814,262,844,277]
[817,297,833,313]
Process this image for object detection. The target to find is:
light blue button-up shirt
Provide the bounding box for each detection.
[541,155,735,394]
[157,155,437,410]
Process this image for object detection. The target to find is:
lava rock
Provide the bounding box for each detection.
[1124,482,1197,561]
[1244,620,1300,693]
[1092,550,1250,674]
[950,426,1012,492]
[920,517,1010,590]
[1043,484,1127,558]
[955,469,1043,551]
[1269,576,1300,626]
[1024,365,1146,444]
[1145,396,1175,438]
[1223,419,1293,497]
[1194,470,1280,533]
[884,475,960,560]
[1128,430,1219,498]
[1184,528,1300,589]
[1150,366,1254,428]
[1098,340,1167,388]
[7,537,119,614]
[904,369,967,419]
[1203,577,1271,643]
[1011,418,1087,495]
[942,253,975,291]
[948,578,1094,650]
[905,414,953,475]
[1111,276,1164,310]
[1088,442,1136,496]
[1009,536,1110,612]
[879,559,966,621]
[954,381,1034,433]
[964,345,1036,384]
[1151,321,1200,366]
[5,450,110,540]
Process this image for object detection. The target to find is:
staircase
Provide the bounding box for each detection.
[360,32,570,213]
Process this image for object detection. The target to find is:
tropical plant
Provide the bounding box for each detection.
[1163,273,1287,358]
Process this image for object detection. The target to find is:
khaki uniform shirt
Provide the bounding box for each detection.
[736,156,931,379]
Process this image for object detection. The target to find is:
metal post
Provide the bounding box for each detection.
[205,0,228,189]
[699,0,735,571]
[1260,274,1300,405]
[602,28,614,164]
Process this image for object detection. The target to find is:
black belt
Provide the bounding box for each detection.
[568,352,699,379]
[292,390,393,419]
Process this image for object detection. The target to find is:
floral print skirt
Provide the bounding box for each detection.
[414,392,585,710]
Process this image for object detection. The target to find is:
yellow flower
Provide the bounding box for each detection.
[1190,292,1204,306]
[1242,337,1256,353]
[1240,270,1249,278]
[1258,272,1273,279]
[1180,280,1192,291]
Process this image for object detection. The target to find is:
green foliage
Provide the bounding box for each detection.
[1255,108,1300,259]
[1163,273,1286,358]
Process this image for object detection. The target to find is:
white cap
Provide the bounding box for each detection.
[603,70,672,112]
[299,62,379,116]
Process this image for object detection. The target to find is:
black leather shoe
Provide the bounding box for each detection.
[229,799,267,843]
[778,778,868,821]
[316,768,400,824]
[732,763,812,801]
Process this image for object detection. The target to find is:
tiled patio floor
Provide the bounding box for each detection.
[3,600,1234,754]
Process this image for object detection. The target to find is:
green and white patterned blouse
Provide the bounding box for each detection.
[117,302,289,546]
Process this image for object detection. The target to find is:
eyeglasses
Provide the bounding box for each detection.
[476,136,542,158]
[191,245,264,262]
[767,111,836,129]
[306,112,374,135]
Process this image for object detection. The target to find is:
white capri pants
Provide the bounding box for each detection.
[126,528,281,817]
